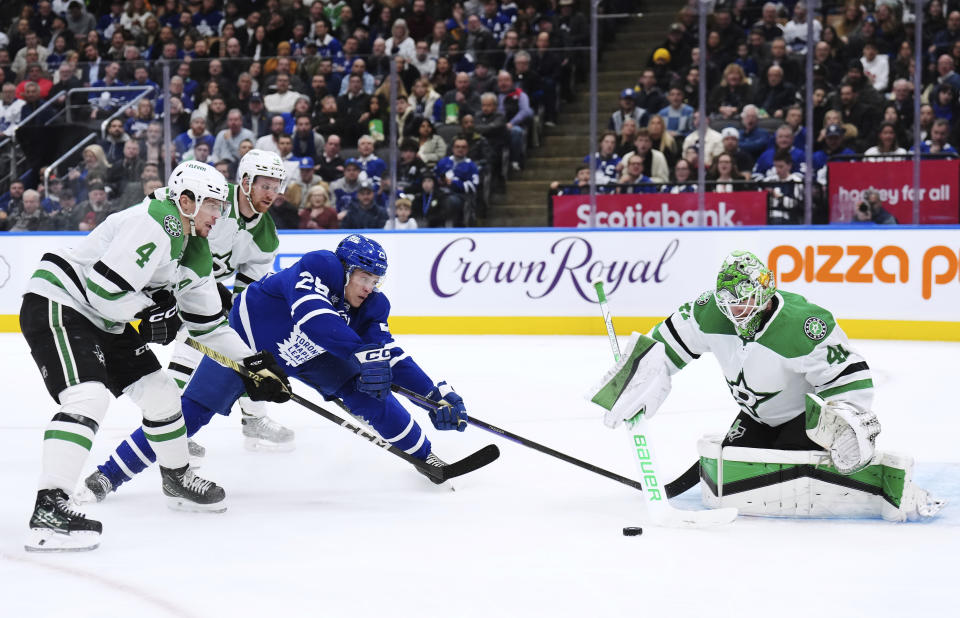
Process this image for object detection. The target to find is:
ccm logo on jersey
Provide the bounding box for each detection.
[769,245,960,299]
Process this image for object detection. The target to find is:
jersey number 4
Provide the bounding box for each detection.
[135,242,156,268]
[295,271,331,297]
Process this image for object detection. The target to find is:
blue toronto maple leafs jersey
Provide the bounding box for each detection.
[236,249,434,395]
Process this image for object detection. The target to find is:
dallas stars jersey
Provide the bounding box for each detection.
[651,290,873,426]
[207,183,279,295]
[25,195,254,361]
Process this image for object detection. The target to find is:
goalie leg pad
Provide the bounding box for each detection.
[696,435,941,521]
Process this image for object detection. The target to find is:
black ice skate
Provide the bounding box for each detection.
[26,489,102,552]
[76,470,113,503]
[160,465,227,513]
[416,452,448,485]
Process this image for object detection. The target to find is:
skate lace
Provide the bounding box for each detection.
[425,453,446,467]
[183,471,214,495]
[257,416,283,432]
[55,495,88,520]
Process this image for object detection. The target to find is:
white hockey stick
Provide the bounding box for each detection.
[592,281,738,528]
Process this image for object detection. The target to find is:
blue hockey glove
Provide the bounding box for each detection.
[427,382,468,431]
[354,343,392,400]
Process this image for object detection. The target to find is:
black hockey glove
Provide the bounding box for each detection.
[135,290,182,345]
[242,350,292,403]
[217,282,234,313]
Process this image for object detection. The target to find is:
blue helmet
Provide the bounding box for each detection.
[335,234,388,277]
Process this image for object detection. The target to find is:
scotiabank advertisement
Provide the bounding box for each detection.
[551,192,768,227]
[1,229,958,339]
[827,159,960,224]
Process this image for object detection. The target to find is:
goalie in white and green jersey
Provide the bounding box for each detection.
[162,150,296,455]
[20,161,292,552]
[589,250,944,522]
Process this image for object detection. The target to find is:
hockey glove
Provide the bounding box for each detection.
[586,333,672,429]
[427,381,468,431]
[135,290,182,345]
[241,350,292,403]
[216,282,234,313]
[805,395,880,475]
[354,343,392,400]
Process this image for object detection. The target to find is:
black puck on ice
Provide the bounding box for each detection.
[622,526,643,536]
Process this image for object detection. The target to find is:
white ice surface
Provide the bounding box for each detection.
[0,333,957,618]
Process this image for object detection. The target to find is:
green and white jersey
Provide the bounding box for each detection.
[207,183,279,296]
[26,195,254,361]
[651,290,873,427]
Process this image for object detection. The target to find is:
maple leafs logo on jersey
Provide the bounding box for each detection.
[726,370,781,420]
[163,215,183,238]
[803,317,828,341]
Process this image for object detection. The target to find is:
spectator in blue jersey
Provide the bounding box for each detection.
[610,88,648,135]
[753,124,805,179]
[813,124,856,171]
[88,61,125,118]
[480,0,515,42]
[583,131,621,185]
[738,104,771,159]
[435,136,480,227]
[496,70,532,172]
[341,179,388,229]
[911,118,958,154]
[311,18,345,65]
[658,86,695,137]
[356,134,387,181]
[127,65,159,101]
[173,111,216,161]
[155,75,194,114]
[331,158,364,211]
[97,0,125,38]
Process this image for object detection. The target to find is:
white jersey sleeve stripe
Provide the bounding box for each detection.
[291,294,329,313]
[294,308,340,330]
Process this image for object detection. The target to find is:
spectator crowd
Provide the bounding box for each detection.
[0,0,594,231]
[555,0,959,225]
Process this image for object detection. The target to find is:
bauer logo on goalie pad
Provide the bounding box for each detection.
[803,317,828,341]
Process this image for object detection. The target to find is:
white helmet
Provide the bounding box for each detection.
[168,160,230,234]
[236,149,288,195]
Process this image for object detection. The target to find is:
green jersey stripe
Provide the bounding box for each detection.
[818,379,874,399]
[144,425,188,442]
[44,429,93,450]
[49,302,78,387]
[188,321,227,337]
[652,326,687,369]
[32,269,68,291]
[86,277,128,301]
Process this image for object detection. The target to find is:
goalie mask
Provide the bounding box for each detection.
[715,250,776,339]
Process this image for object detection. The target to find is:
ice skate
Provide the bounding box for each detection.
[26,489,102,552]
[188,439,205,467]
[73,470,113,505]
[161,465,227,513]
[241,411,295,452]
[416,452,448,485]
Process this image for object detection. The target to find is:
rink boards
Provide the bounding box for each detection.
[1,227,958,340]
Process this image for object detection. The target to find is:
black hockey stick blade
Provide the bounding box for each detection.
[665,461,700,499]
[438,444,500,481]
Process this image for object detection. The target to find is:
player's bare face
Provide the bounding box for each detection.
[193,198,224,236]
[344,269,381,308]
[250,177,282,213]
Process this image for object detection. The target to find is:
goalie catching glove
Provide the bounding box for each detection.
[241,350,292,403]
[586,332,672,429]
[805,394,880,475]
[135,290,182,345]
[427,381,468,431]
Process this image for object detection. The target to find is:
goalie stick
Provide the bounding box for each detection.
[184,338,500,483]
[592,281,737,528]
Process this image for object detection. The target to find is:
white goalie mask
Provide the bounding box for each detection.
[167,161,230,234]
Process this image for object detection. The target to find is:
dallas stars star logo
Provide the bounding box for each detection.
[725,370,781,419]
[211,251,234,278]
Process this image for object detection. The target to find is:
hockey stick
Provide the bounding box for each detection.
[592,281,737,528]
[183,338,499,483]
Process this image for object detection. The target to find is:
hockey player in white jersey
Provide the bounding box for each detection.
[588,250,944,522]
[20,161,291,552]
[164,149,295,455]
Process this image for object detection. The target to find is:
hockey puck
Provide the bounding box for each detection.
[622,526,643,536]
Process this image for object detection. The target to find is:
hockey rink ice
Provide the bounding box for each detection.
[0,332,957,617]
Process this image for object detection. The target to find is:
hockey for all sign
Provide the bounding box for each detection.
[551,192,769,227]
[827,159,960,224]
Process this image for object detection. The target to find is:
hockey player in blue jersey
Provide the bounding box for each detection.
[81,234,469,501]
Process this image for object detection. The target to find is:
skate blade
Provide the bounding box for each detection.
[166,496,227,513]
[25,528,100,552]
[243,437,295,453]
